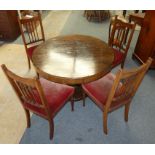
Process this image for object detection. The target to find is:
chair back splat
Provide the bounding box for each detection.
[106,58,152,112]
[18,12,45,47]
[1,64,50,118]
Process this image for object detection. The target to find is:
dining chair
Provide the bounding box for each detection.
[82,58,152,135]
[1,64,74,140]
[18,11,45,69]
[108,15,136,68]
[84,10,110,22]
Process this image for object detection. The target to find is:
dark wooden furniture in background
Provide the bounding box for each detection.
[84,11,110,22]
[128,13,145,26]
[82,58,152,135]
[1,64,74,140]
[132,11,155,68]
[32,35,114,101]
[0,10,20,40]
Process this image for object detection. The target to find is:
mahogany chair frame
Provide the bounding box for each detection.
[108,15,136,68]
[18,12,45,69]
[1,64,74,140]
[82,58,152,134]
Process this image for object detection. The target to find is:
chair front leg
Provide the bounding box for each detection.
[103,112,108,135]
[124,102,131,122]
[25,109,31,128]
[49,119,54,140]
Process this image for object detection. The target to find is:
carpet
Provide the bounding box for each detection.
[18,11,155,143]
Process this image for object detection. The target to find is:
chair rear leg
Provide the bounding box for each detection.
[49,119,54,140]
[27,56,31,69]
[70,96,74,111]
[36,72,40,79]
[82,90,86,107]
[121,61,125,68]
[25,109,31,128]
[124,102,131,122]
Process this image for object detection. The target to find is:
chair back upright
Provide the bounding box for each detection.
[108,15,136,56]
[18,12,45,50]
[1,64,51,119]
[105,58,152,112]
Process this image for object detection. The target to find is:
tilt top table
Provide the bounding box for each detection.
[32,35,114,100]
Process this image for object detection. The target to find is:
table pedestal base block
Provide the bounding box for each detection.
[72,84,84,101]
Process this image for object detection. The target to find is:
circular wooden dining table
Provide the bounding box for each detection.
[32,34,114,100]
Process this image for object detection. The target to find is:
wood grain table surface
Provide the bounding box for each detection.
[32,34,114,85]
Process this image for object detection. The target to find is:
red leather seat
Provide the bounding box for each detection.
[82,73,122,110]
[23,78,74,118]
[112,49,124,67]
[27,45,38,58]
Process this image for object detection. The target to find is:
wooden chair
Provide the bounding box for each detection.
[18,11,45,69]
[84,10,110,22]
[82,58,152,135]
[108,15,136,68]
[1,64,74,140]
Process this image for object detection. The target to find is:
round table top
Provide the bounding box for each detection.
[32,35,114,85]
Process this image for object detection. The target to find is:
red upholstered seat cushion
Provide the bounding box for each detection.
[27,45,38,58]
[112,49,124,67]
[23,78,74,117]
[82,73,122,110]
